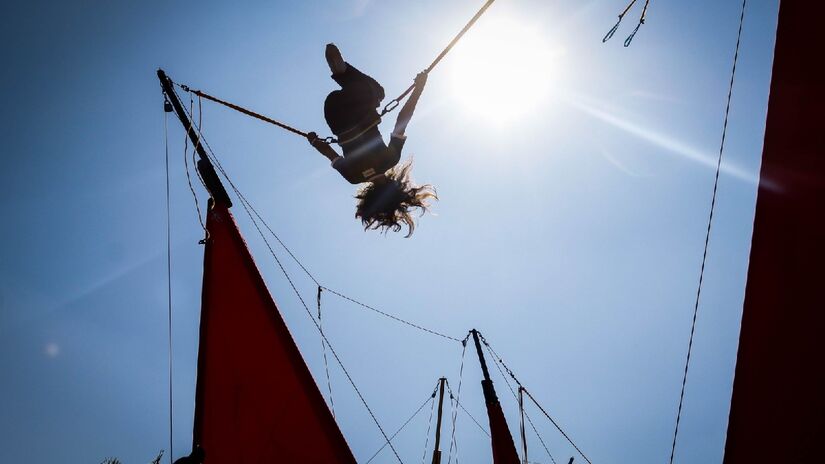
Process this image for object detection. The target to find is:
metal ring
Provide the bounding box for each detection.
[383,99,400,114]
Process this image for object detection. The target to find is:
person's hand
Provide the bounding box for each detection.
[307,131,319,145]
[414,71,428,89]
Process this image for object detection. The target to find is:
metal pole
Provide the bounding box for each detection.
[431,377,447,464]
[471,329,498,404]
[157,69,231,207]
[519,387,528,464]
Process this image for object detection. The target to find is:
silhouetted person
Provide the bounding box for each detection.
[307,44,435,237]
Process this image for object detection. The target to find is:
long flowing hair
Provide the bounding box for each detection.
[354,160,436,237]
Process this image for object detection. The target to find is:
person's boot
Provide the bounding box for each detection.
[325,43,347,75]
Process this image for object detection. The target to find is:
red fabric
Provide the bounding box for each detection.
[485,398,520,464]
[192,203,356,463]
[723,2,825,463]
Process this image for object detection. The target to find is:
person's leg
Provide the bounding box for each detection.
[325,43,347,75]
[325,44,385,105]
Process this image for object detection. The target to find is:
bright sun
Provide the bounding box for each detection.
[449,18,560,125]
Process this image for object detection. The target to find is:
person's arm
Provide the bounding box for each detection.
[306,132,341,163]
[392,72,428,137]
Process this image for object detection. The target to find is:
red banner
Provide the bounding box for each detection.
[723,2,825,462]
[483,380,521,464]
[192,202,356,463]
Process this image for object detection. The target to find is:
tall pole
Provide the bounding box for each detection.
[157,68,231,207]
[518,387,528,464]
[471,329,497,402]
[471,329,520,464]
[431,377,447,464]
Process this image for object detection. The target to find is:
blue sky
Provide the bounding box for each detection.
[0,0,779,462]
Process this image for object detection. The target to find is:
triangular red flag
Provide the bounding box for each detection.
[481,379,521,464]
[191,202,356,463]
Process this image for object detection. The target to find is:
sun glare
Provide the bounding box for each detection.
[449,18,560,125]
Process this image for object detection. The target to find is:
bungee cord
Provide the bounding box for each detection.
[175,0,498,145]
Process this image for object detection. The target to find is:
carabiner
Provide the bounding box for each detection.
[382,99,400,115]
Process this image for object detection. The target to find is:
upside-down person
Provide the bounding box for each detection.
[307,43,436,237]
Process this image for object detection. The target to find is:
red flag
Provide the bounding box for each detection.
[723,2,825,462]
[192,202,356,463]
[484,391,521,464]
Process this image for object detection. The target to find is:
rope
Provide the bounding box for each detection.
[317,287,335,418]
[176,0,498,145]
[163,103,174,464]
[521,389,592,464]
[174,86,462,348]
[170,86,404,464]
[183,94,208,241]
[622,0,650,48]
[447,389,461,464]
[382,0,498,114]
[446,382,490,438]
[187,86,309,138]
[525,413,557,464]
[231,171,407,464]
[482,343,557,464]
[421,385,438,464]
[321,286,463,343]
[366,385,438,464]
[320,0,500,145]
[602,0,651,46]
[481,336,586,464]
[669,1,746,463]
[519,387,528,464]
[223,202,460,343]
[163,99,459,344]
[445,337,468,464]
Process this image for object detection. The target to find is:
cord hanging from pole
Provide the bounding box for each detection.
[669,1,747,463]
[445,336,469,464]
[519,387,528,464]
[421,386,438,464]
[163,101,174,464]
[480,334,587,464]
[602,0,651,46]
[317,286,336,418]
[182,93,208,242]
[481,342,557,464]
